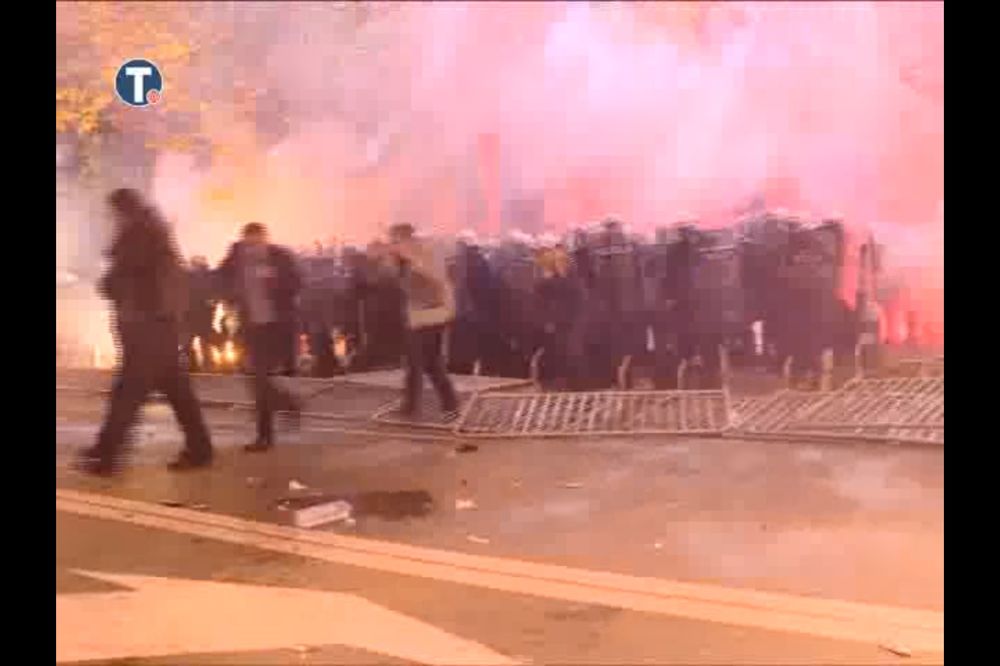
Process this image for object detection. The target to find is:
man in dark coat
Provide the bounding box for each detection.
[216,223,303,451]
[567,233,601,389]
[353,248,405,370]
[299,256,340,377]
[77,189,213,476]
[534,245,582,389]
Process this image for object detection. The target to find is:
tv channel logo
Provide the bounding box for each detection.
[115,59,163,107]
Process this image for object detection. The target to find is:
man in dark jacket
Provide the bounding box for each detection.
[450,241,502,375]
[77,189,213,476]
[352,248,405,370]
[216,223,303,451]
[534,245,582,389]
[299,256,339,377]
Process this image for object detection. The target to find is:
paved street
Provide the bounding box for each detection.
[56,374,944,664]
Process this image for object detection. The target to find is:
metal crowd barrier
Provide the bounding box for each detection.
[728,376,944,446]
[453,389,731,438]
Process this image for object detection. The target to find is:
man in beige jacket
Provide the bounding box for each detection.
[374,223,459,420]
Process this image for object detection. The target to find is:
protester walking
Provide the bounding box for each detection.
[78,189,213,476]
[216,223,303,451]
[374,223,459,420]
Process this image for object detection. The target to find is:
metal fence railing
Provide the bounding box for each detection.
[728,376,944,446]
[454,389,731,438]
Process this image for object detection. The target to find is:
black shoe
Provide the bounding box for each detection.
[167,451,213,472]
[244,440,273,453]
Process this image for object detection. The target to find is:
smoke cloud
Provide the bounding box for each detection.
[68,2,945,343]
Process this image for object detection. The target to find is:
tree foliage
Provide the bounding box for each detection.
[56,2,229,140]
[56,0,400,178]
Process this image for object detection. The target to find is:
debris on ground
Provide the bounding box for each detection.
[561,482,584,489]
[653,541,664,550]
[455,443,479,454]
[325,490,433,521]
[290,644,320,656]
[288,480,308,492]
[455,498,478,511]
[291,499,353,529]
[467,534,491,545]
[246,476,264,487]
[512,479,523,488]
[879,643,912,658]
[191,503,209,511]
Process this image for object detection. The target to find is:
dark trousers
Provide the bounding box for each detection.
[402,325,458,415]
[246,323,300,444]
[650,315,680,389]
[94,320,212,463]
[538,324,572,389]
[308,326,338,377]
[277,320,298,376]
[579,320,615,390]
[446,317,478,374]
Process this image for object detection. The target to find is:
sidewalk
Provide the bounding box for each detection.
[56,385,944,612]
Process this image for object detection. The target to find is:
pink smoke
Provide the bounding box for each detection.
[153,1,943,341]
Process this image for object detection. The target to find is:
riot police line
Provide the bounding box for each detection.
[180,214,864,390]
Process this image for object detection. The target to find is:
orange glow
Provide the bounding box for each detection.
[223,340,238,365]
[192,336,204,369]
[333,333,348,361]
[212,303,225,334]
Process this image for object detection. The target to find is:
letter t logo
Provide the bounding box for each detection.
[124,66,153,104]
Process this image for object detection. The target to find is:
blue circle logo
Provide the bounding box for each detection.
[115,59,163,107]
